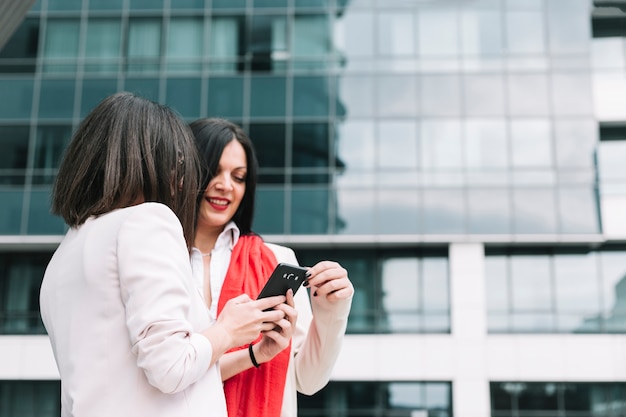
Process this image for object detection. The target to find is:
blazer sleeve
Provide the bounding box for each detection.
[266,243,352,395]
[117,203,213,394]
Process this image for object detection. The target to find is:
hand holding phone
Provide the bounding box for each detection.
[257,263,307,299]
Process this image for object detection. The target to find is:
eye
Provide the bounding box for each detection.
[233,175,246,184]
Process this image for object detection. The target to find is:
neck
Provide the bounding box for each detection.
[194,225,225,254]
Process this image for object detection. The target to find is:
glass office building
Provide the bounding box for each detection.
[1,0,626,415]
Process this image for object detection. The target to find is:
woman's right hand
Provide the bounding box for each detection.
[215,293,286,349]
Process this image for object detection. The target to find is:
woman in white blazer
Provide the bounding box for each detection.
[39,92,288,417]
[189,118,354,417]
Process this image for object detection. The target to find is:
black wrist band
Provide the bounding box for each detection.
[248,343,260,368]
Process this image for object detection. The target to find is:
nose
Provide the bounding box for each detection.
[214,173,233,191]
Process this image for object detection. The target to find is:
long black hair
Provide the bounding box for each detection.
[189,118,258,235]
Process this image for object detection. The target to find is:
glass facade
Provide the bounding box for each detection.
[491,382,626,417]
[2,0,626,416]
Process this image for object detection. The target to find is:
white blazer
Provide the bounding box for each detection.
[40,203,226,417]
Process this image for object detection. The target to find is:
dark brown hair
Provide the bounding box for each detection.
[52,92,202,249]
[189,118,258,235]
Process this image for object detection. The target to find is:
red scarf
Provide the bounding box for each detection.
[217,234,291,417]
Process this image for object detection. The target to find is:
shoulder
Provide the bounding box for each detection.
[263,242,298,265]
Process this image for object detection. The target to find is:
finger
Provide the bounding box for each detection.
[253,295,286,310]
[229,293,252,304]
[285,288,295,307]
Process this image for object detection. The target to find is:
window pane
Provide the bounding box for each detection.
[0,79,33,119]
[511,255,551,310]
[43,20,79,73]
[89,0,124,9]
[127,19,161,73]
[418,9,459,56]
[0,18,40,73]
[0,380,60,416]
[292,123,329,169]
[207,76,244,118]
[293,76,328,117]
[254,188,285,234]
[249,15,287,72]
[463,74,505,116]
[554,253,599,332]
[377,12,415,56]
[422,189,465,234]
[165,78,201,119]
[551,73,594,116]
[337,120,375,171]
[48,0,81,9]
[468,188,511,234]
[465,119,507,169]
[461,10,503,56]
[0,126,29,170]
[0,190,23,234]
[33,125,71,184]
[554,119,597,168]
[250,76,286,117]
[293,15,330,57]
[338,75,374,117]
[167,18,203,72]
[374,188,418,234]
[336,188,374,234]
[508,74,550,116]
[558,187,600,234]
[39,79,75,118]
[85,19,121,73]
[80,79,118,117]
[420,75,462,116]
[28,188,66,234]
[376,75,418,117]
[513,188,557,234]
[249,123,286,181]
[510,119,552,168]
[124,77,160,102]
[421,120,462,169]
[506,11,545,54]
[334,11,374,57]
[129,0,164,9]
[209,17,241,72]
[292,187,330,234]
[382,258,419,331]
[547,0,590,54]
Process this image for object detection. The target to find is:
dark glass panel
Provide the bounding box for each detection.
[34,125,72,172]
[0,18,39,73]
[124,78,160,102]
[0,79,34,119]
[254,187,285,234]
[292,123,329,168]
[89,0,124,9]
[129,0,164,9]
[48,0,82,10]
[249,123,286,170]
[291,187,330,234]
[165,78,201,119]
[0,126,29,170]
[28,188,66,234]
[212,0,246,8]
[207,77,244,118]
[0,190,23,234]
[79,79,118,118]
[0,380,60,417]
[293,76,329,117]
[250,76,286,117]
[39,79,75,119]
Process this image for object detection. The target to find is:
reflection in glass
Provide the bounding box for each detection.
[0,380,60,416]
[421,189,465,234]
[249,15,287,71]
[124,78,159,102]
[293,76,329,117]
[209,17,240,73]
[336,188,375,234]
[377,12,415,56]
[599,250,626,332]
[468,188,511,234]
[293,15,329,70]
[338,75,375,117]
[0,126,29,170]
[381,258,419,332]
[337,120,375,170]
[334,11,374,57]
[127,19,161,73]
[254,188,285,234]
[376,75,418,117]
[375,189,419,234]
[28,188,66,234]
[80,79,118,117]
[508,74,550,116]
[461,10,503,56]
[463,74,505,116]
[513,188,557,234]
[506,11,545,54]
[85,19,121,73]
[510,119,552,168]
[34,125,71,184]
[420,75,462,116]
[292,123,330,168]
[554,119,597,168]
[557,187,600,234]
[43,20,79,73]
[546,0,590,55]
[418,9,459,56]
[167,18,203,72]
[249,123,286,171]
[421,120,462,169]
[551,73,594,116]
[554,253,599,332]
[378,121,418,169]
[593,73,626,121]
[0,190,23,234]
[465,119,507,169]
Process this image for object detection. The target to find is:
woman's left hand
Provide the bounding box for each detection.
[304,260,354,305]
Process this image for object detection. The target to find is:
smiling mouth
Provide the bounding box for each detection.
[208,198,229,207]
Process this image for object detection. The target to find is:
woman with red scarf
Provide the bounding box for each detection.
[189,118,354,417]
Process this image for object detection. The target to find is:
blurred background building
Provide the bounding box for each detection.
[1,0,626,416]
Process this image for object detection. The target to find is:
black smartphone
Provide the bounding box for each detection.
[257,263,308,299]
